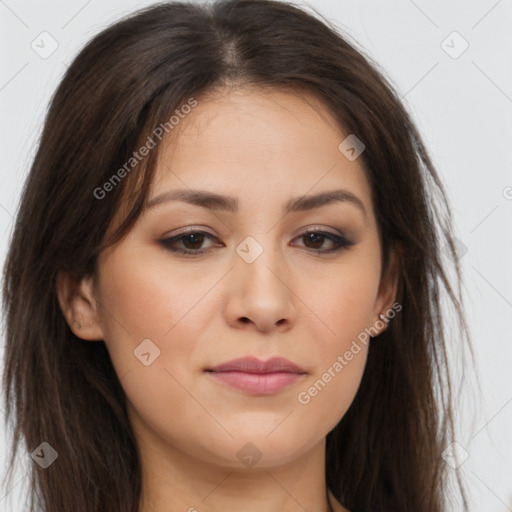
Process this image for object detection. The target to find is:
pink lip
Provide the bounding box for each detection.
[205,356,307,395]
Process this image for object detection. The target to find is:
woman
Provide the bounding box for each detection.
[1,0,472,510]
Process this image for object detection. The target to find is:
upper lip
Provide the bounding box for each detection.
[206,356,306,374]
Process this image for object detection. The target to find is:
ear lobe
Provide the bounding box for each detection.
[55,270,104,341]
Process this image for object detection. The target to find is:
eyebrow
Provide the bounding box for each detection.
[146,188,367,218]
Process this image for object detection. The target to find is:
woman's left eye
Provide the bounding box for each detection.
[291,230,356,253]
[158,229,356,256]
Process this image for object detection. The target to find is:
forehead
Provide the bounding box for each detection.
[156,86,345,172]
[151,86,373,211]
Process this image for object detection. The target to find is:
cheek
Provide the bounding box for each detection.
[305,258,380,345]
[94,255,213,454]
[287,261,378,434]
[296,343,368,437]
[93,249,176,376]
[95,248,215,391]
[296,287,372,430]
[97,248,215,336]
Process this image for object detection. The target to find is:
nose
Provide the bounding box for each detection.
[223,237,297,333]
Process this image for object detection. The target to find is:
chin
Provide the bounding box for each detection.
[215,431,320,469]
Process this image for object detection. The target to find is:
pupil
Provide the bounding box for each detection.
[305,233,323,248]
[184,233,203,249]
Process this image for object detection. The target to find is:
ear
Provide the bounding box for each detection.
[371,246,401,336]
[55,270,104,341]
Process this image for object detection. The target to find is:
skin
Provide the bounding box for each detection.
[57,86,398,512]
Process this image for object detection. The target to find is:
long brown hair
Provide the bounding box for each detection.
[2,1,472,510]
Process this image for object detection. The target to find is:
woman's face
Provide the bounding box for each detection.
[75,87,396,469]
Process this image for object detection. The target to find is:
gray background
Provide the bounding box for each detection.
[1,0,511,510]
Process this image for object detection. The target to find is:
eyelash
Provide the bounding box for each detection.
[158,228,356,257]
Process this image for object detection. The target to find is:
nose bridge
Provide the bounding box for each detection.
[235,233,285,293]
[225,232,295,331]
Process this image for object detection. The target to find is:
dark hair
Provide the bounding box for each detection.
[2,0,473,510]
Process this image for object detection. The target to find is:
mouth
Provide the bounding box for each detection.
[204,356,307,395]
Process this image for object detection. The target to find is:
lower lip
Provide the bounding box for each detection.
[207,371,305,395]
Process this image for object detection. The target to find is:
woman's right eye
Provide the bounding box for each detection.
[158,231,220,256]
